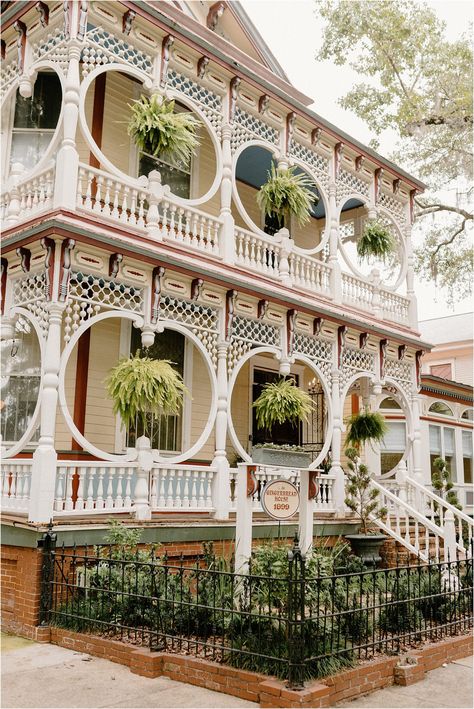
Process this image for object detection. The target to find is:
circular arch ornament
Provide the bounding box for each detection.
[78,64,223,208]
[57,310,218,464]
[227,346,333,469]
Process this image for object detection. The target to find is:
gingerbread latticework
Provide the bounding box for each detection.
[336,168,370,205]
[81,26,152,76]
[166,70,222,139]
[340,347,376,392]
[227,339,253,375]
[32,26,68,69]
[12,272,49,334]
[159,295,219,367]
[231,107,279,153]
[293,332,332,389]
[1,59,18,99]
[379,191,406,223]
[339,220,355,240]
[232,315,280,347]
[384,358,413,395]
[289,141,329,190]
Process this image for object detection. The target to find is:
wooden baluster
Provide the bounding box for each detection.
[76,467,86,510]
[103,179,112,218]
[120,186,129,224]
[93,176,103,213]
[128,189,137,225]
[182,470,190,508]
[76,169,84,207]
[168,204,177,238]
[197,470,206,507]
[115,467,124,508]
[96,467,105,510]
[190,473,198,508]
[137,191,146,228]
[176,208,184,241]
[84,172,93,210]
[55,466,65,511]
[124,469,133,508]
[158,470,166,508]
[190,212,199,247]
[175,469,183,508]
[105,472,114,509]
[111,181,120,219]
[150,470,157,508]
[64,468,74,511]
[161,201,169,237]
[85,467,95,510]
[206,471,213,507]
[166,469,175,508]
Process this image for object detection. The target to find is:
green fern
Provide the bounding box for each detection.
[106,351,188,434]
[253,377,314,431]
[345,410,388,448]
[257,163,316,228]
[127,94,200,167]
[357,220,395,262]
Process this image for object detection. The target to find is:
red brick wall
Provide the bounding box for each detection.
[0,545,43,638]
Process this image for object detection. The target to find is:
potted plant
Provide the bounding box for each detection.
[357,220,395,262]
[106,350,188,440]
[252,378,313,467]
[345,409,388,448]
[257,163,316,231]
[127,94,200,167]
[344,447,388,564]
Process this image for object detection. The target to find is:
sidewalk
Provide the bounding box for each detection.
[1,633,472,709]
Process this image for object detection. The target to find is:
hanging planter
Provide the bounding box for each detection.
[127,94,200,167]
[357,220,395,262]
[106,351,188,435]
[257,163,316,229]
[345,409,388,448]
[253,377,313,430]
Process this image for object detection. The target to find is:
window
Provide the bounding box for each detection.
[462,431,473,484]
[380,421,406,475]
[429,424,457,480]
[461,408,473,421]
[126,328,185,452]
[379,397,401,410]
[10,72,62,171]
[0,323,41,444]
[430,363,452,379]
[429,401,454,417]
[251,369,301,447]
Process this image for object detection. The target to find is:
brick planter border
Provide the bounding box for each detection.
[27,628,471,707]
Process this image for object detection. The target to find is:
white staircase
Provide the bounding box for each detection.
[370,471,474,562]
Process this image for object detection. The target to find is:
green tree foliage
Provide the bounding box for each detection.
[431,456,462,510]
[315,0,473,301]
[344,447,387,534]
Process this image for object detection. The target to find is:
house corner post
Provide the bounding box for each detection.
[330,368,345,514]
[327,181,342,303]
[212,341,230,520]
[219,123,235,264]
[132,435,152,520]
[29,302,65,523]
[234,463,253,574]
[298,469,314,557]
[53,42,81,210]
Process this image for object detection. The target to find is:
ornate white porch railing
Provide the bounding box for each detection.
[380,289,410,325]
[289,252,332,297]
[77,164,147,228]
[158,200,222,257]
[341,273,374,312]
[234,227,281,277]
[54,461,137,514]
[150,465,214,510]
[404,476,474,554]
[1,459,32,513]
[1,163,55,227]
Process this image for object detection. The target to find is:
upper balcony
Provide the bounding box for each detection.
[0,1,422,333]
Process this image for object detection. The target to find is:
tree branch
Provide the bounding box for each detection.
[414,198,473,221]
[431,219,468,257]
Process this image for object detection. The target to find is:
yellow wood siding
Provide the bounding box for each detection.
[54,343,77,450]
[189,345,214,461]
[76,84,94,165]
[233,181,261,229]
[195,126,220,216]
[101,72,136,175]
[228,361,250,458]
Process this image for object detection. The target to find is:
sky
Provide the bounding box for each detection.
[240,0,473,321]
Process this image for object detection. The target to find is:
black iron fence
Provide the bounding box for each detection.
[42,536,473,688]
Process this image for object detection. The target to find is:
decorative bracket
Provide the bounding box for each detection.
[122,9,136,35]
[191,278,204,301]
[1,40,5,60]
[246,465,258,497]
[337,325,347,368]
[63,0,71,39]
[308,470,320,500]
[13,20,26,73]
[313,317,323,336]
[359,332,369,350]
[58,239,75,302]
[415,350,423,390]
[379,338,388,379]
[355,155,364,172]
[258,94,269,114]
[41,237,55,300]
[393,178,401,195]
[16,247,31,273]
[77,1,88,41]
[229,76,241,122]
[409,189,418,224]
[108,253,123,279]
[398,344,407,361]
[225,289,238,341]
[1,258,7,316]
[257,299,269,320]
[334,142,344,179]
[207,2,226,31]
[286,112,296,154]
[311,127,321,146]
[160,35,174,88]
[287,309,297,358]
[197,55,209,79]
[374,168,383,204]
[150,265,166,324]
[35,2,49,27]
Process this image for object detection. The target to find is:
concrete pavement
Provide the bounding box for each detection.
[1,633,472,708]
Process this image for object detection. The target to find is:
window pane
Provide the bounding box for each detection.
[139,154,190,199]
[381,422,406,451]
[13,73,62,129]
[463,457,472,484]
[462,431,473,456]
[379,397,401,410]
[429,401,453,416]
[443,427,455,455]
[462,408,473,421]
[10,131,53,171]
[429,425,441,453]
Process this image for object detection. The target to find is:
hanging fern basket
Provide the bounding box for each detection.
[106,351,188,434]
[345,410,388,448]
[253,377,314,431]
[357,220,395,262]
[127,94,200,167]
[257,163,317,229]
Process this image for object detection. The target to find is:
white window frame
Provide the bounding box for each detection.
[428,422,458,481]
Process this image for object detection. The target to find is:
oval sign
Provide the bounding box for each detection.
[261,479,300,520]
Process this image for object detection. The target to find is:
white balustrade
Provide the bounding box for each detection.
[159,201,222,257]
[150,465,215,510]
[77,164,147,228]
[54,462,137,515]
[289,252,332,296]
[234,227,281,277]
[314,474,336,512]
[404,476,474,555]
[1,165,54,227]
[380,289,410,325]
[341,273,375,312]
[0,460,32,513]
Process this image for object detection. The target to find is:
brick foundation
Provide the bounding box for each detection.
[0,545,44,639]
[38,628,472,708]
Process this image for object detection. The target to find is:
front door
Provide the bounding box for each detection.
[251,369,301,447]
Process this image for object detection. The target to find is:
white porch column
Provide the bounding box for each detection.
[298,470,314,556]
[132,435,152,520]
[219,124,235,264]
[234,463,253,574]
[327,181,342,303]
[411,393,424,486]
[53,42,81,210]
[405,226,419,330]
[330,369,345,514]
[212,341,230,520]
[29,303,65,523]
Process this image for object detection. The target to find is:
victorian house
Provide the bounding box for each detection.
[1,1,471,571]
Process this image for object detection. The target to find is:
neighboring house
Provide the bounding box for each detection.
[377,314,473,513]
[3,0,466,579]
